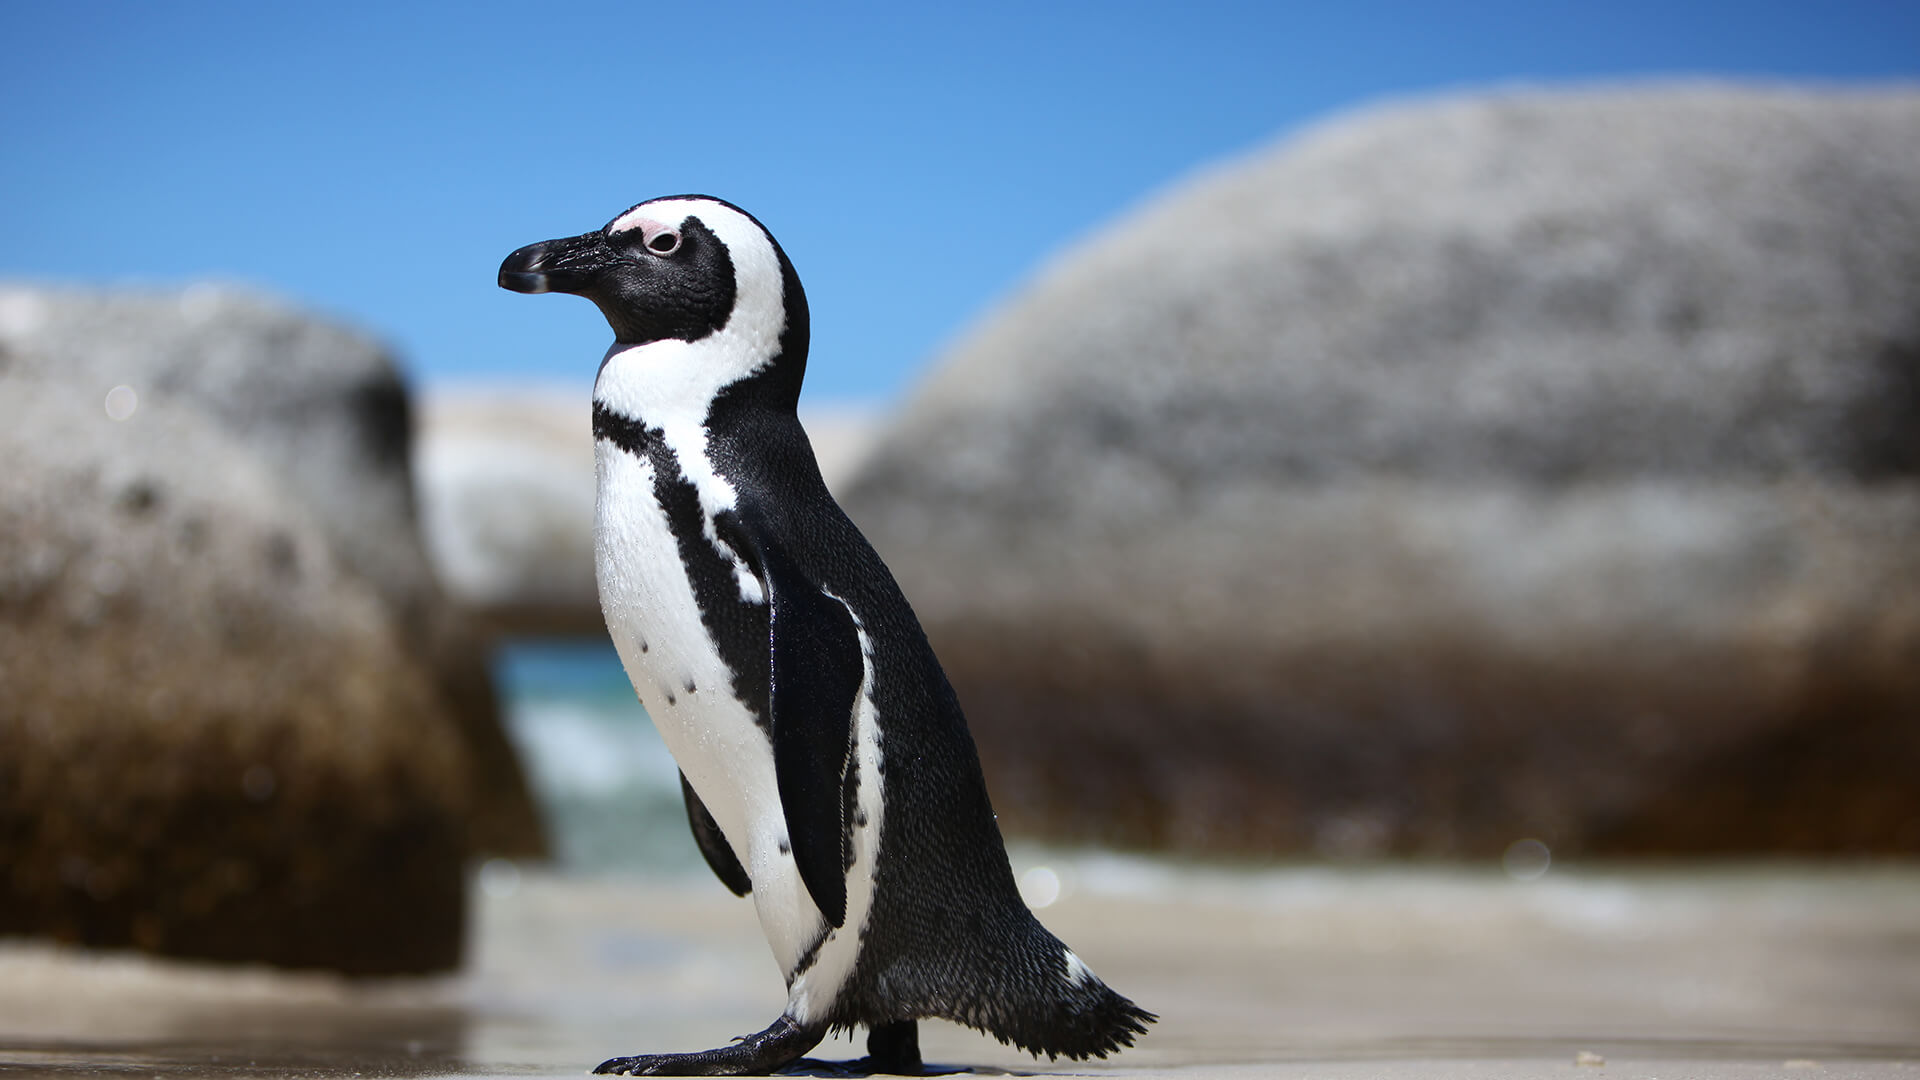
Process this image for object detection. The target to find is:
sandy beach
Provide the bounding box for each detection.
[3,857,1917,1078]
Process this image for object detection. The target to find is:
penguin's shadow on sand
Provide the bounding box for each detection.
[776,1061,1031,1077]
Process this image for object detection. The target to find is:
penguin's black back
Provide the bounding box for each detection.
[699,367,1151,1059]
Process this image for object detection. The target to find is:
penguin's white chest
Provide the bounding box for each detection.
[592,430,887,1025]
[591,443,749,746]
[592,443,796,926]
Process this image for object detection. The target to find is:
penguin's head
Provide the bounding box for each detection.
[499,195,808,376]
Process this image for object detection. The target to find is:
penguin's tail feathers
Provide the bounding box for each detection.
[960,928,1156,1061]
[1016,949,1156,1061]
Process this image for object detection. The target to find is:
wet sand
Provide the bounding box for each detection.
[3,858,1917,1078]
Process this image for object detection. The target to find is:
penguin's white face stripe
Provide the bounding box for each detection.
[605,196,789,387]
[593,198,791,606]
[595,197,790,411]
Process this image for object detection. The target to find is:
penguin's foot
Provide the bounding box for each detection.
[593,1014,822,1076]
[777,1021,942,1077]
[857,1020,923,1075]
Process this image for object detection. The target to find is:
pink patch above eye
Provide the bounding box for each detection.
[610,211,663,239]
[611,215,681,254]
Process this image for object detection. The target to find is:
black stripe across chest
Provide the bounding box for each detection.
[594,401,770,727]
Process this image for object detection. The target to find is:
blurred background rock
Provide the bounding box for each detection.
[0,287,544,974]
[841,85,1920,858]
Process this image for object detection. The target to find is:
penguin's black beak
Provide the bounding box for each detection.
[498,231,613,295]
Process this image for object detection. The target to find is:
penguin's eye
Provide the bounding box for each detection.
[646,231,680,256]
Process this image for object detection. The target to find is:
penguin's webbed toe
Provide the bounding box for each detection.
[590,1014,822,1075]
[589,1051,760,1076]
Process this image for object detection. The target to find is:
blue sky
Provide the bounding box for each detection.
[3,2,1915,402]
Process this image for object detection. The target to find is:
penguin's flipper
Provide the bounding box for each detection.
[765,544,861,929]
[681,771,752,897]
[718,513,861,929]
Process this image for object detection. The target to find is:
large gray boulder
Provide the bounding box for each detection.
[842,85,1920,857]
[0,286,543,971]
[0,287,427,602]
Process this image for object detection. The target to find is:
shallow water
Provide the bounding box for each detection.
[4,861,1918,1078]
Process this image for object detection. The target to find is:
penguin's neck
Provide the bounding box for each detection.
[596,337,746,426]
[590,339,749,547]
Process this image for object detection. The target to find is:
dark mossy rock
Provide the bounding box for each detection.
[0,383,470,971]
[0,286,543,861]
[0,288,545,972]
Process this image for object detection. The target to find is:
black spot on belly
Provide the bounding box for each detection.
[664,691,677,706]
[778,839,791,855]
[855,809,869,827]
[684,678,697,694]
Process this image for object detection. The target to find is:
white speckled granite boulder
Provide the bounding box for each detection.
[842,85,1920,856]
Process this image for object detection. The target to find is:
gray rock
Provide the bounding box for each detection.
[0,285,542,859]
[0,286,544,971]
[842,85,1920,856]
[0,381,469,972]
[0,286,423,603]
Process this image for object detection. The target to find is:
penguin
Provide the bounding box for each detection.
[498,195,1153,1076]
